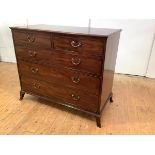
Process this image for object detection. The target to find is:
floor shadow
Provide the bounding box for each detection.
[25,95,95,122]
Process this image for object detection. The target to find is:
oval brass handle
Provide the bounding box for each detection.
[71,40,81,48]
[71,57,81,65]
[71,94,80,101]
[28,50,37,57]
[31,67,38,73]
[71,76,80,83]
[33,83,40,89]
[27,34,35,43]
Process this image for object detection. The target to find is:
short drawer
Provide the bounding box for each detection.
[15,47,52,65]
[21,77,99,113]
[13,30,51,48]
[52,51,102,75]
[18,61,101,95]
[53,33,106,56]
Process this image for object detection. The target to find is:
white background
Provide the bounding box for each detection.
[0,136,155,155]
[146,34,155,78]
[91,19,155,76]
[0,0,155,154]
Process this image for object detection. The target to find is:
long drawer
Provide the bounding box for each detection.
[18,61,101,95]
[13,30,51,49]
[21,76,99,113]
[52,51,102,75]
[15,47,102,75]
[53,33,106,56]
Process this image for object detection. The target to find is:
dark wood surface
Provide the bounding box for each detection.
[100,32,121,112]
[21,76,99,113]
[15,47,52,64]
[10,24,121,37]
[53,33,107,56]
[51,51,102,75]
[10,25,121,127]
[13,30,51,49]
[18,60,101,95]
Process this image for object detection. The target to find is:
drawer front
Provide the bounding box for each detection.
[18,61,100,95]
[13,30,51,48]
[52,52,102,75]
[15,47,52,65]
[53,34,106,56]
[21,77,99,112]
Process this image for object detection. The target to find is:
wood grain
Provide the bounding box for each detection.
[21,76,99,113]
[0,62,155,134]
[18,60,101,95]
[51,51,102,75]
[11,26,121,127]
[13,30,51,49]
[53,33,106,56]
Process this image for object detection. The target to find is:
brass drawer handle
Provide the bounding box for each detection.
[28,50,37,57]
[27,34,35,43]
[31,67,38,73]
[71,76,80,84]
[71,57,81,65]
[33,83,40,89]
[71,94,80,101]
[71,40,81,48]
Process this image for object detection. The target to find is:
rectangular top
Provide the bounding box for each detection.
[10,24,121,37]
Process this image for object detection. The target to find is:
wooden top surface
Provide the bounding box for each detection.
[10,24,121,37]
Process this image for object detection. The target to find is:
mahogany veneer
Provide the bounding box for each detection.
[10,25,121,127]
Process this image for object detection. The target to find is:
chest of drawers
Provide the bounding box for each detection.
[10,25,121,127]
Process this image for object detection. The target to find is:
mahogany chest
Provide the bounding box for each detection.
[10,25,121,127]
